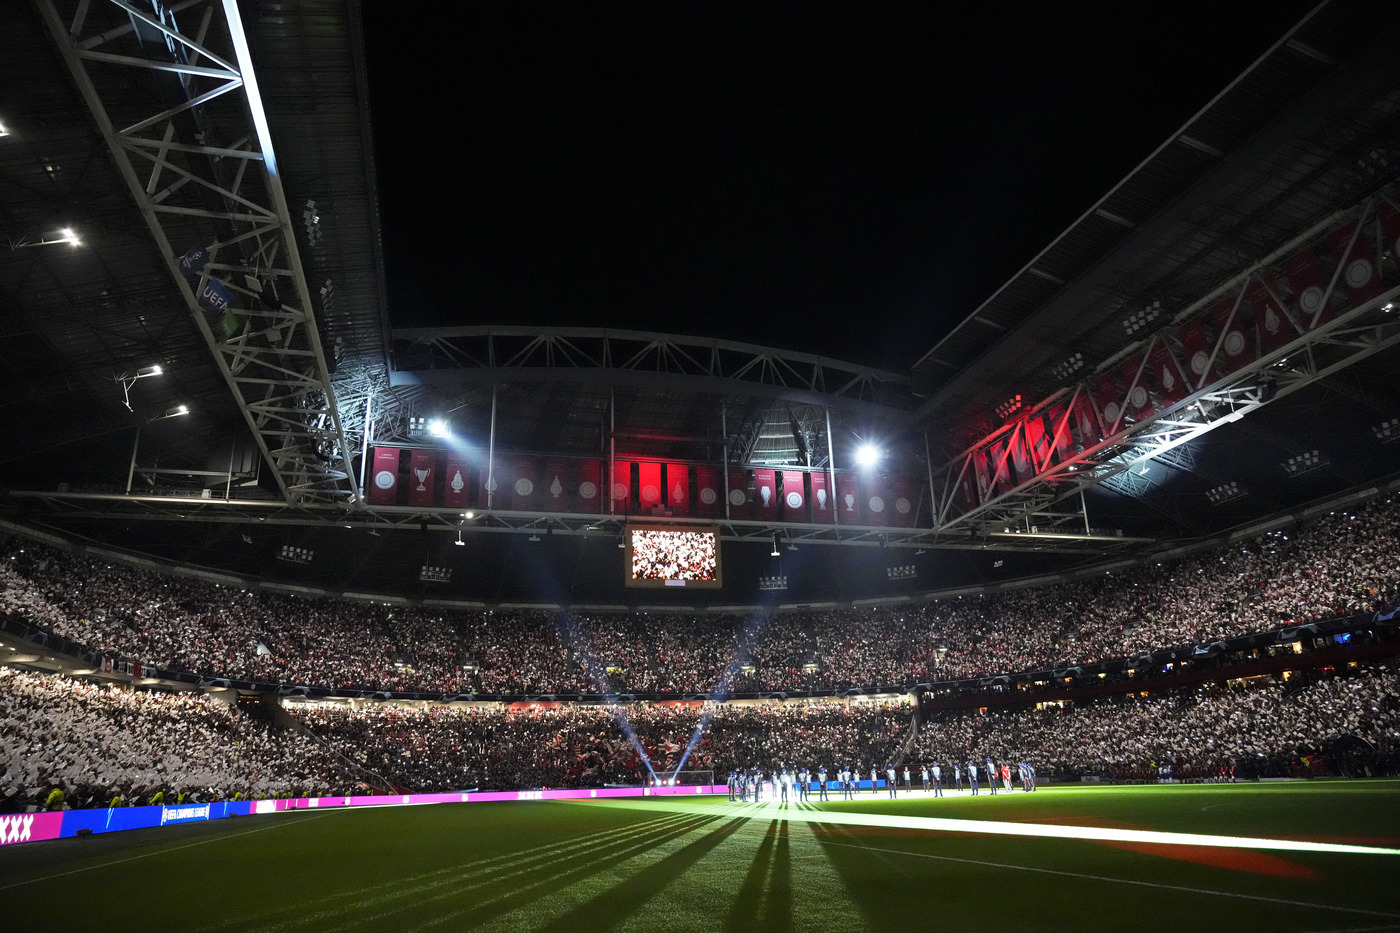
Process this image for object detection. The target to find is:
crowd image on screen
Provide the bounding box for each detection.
[630,529,717,582]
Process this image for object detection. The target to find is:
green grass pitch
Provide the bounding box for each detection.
[3,782,1399,932]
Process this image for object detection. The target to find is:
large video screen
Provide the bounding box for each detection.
[624,524,722,589]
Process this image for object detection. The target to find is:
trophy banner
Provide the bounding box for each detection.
[809,470,832,522]
[368,447,400,505]
[726,465,751,518]
[863,471,889,526]
[543,458,571,511]
[780,470,806,522]
[637,462,663,510]
[666,463,690,514]
[443,454,471,509]
[1072,391,1102,448]
[407,449,437,507]
[834,471,861,523]
[1151,341,1190,410]
[1251,280,1297,358]
[1008,425,1033,486]
[753,468,777,521]
[577,459,602,513]
[511,456,538,511]
[695,464,722,517]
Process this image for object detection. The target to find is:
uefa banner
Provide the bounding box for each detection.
[667,463,690,514]
[368,447,400,505]
[695,464,722,517]
[727,466,750,518]
[780,470,806,522]
[610,460,632,513]
[638,462,663,510]
[809,470,832,522]
[577,459,602,513]
[542,458,571,511]
[407,449,436,507]
[443,454,471,509]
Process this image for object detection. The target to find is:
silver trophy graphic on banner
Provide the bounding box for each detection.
[414,468,430,492]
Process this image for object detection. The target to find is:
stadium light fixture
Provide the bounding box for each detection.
[854,443,881,469]
[116,364,164,410]
[770,534,781,558]
[9,226,82,249]
[0,121,9,138]
[428,418,450,439]
[454,530,465,546]
[147,404,189,423]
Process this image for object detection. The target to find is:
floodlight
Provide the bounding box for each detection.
[854,443,881,468]
[0,122,9,138]
[428,418,450,438]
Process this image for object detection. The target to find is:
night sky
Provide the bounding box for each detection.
[364,2,1319,370]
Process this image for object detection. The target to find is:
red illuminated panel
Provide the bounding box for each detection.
[666,463,690,515]
[638,462,663,510]
[610,460,632,513]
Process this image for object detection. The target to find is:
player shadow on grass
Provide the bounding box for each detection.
[722,817,794,933]
[535,814,751,932]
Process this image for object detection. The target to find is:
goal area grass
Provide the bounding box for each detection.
[3,781,1399,932]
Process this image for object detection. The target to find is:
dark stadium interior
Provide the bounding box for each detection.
[3,9,1400,928]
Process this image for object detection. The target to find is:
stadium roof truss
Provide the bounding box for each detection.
[37,0,360,506]
[389,326,914,419]
[929,194,1400,537]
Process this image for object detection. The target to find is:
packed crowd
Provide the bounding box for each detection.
[908,662,1400,779]
[291,699,912,793]
[0,497,1396,696]
[630,529,717,582]
[0,667,357,812]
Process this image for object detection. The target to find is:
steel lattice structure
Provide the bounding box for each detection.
[929,193,1400,537]
[37,0,359,505]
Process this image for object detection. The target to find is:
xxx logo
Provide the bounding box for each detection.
[0,815,34,845]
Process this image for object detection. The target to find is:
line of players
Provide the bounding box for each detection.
[727,758,1038,802]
